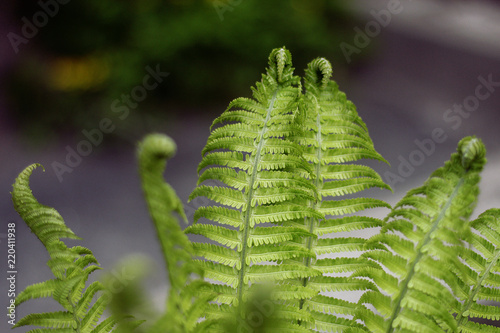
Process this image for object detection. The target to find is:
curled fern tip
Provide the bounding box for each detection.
[269,47,292,83]
[308,57,333,87]
[458,136,486,170]
[138,133,177,160]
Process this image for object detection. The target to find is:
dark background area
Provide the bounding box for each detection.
[1,0,500,331]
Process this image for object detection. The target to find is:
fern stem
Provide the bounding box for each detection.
[385,178,464,332]
[237,89,279,306]
[299,98,322,312]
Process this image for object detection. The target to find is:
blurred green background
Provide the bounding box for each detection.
[6,0,360,142]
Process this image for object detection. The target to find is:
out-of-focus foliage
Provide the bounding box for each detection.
[7,0,357,141]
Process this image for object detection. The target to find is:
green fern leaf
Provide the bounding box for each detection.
[137,133,215,332]
[11,164,80,248]
[75,281,105,319]
[247,245,315,264]
[246,55,391,329]
[186,224,240,250]
[185,47,321,323]
[456,209,500,330]
[193,206,242,227]
[190,185,247,210]
[245,264,321,284]
[304,295,359,317]
[354,136,487,332]
[15,279,58,306]
[13,311,75,329]
[315,216,383,235]
[311,311,366,333]
[318,198,390,216]
[11,164,114,332]
[90,316,117,333]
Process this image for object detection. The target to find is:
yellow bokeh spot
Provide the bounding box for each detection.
[49,56,110,91]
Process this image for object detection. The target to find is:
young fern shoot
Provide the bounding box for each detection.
[137,133,215,333]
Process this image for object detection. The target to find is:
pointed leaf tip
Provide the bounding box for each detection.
[12,163,45,210]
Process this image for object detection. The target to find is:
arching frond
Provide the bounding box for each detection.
[11,164,117,333]
[137,134,214,333]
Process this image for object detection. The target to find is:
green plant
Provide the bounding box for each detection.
[10,47,500,332]
[11,164,136,332]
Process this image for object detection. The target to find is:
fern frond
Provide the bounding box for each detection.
[186,47,320,323]
[198,167,248,191]
[12,164,80,248]
[80,295,108,333]
[308,276,376,293]
[354,136,487,332]
[456,209,500,331]
[243,55,391,329]
[138,133,215,332]
[90,316,118,333]
[11,164,114,332]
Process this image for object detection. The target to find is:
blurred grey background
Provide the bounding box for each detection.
[1,0,500,331]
